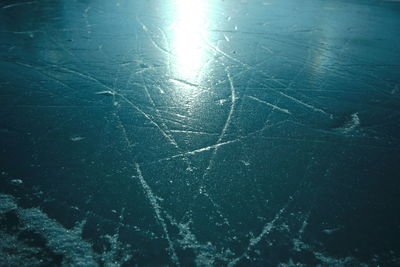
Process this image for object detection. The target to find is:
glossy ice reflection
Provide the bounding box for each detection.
[160,0,217,113]
[169,0,210,83]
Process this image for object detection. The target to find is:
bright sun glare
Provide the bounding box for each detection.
[171,0,209,83]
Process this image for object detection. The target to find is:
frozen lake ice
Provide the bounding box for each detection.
[1,0,400,265]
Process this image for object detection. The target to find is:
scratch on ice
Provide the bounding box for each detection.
[133,163,180,266]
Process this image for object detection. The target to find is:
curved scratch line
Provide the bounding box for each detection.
[196,69,236,226]
[203,36,287,87]
[117,94,177,147]
[134,163,180,266]
[141,75,194,170]
[203,69,236,177]
[228,198,293,266]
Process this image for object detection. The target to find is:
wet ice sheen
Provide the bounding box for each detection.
[1,0,400,265]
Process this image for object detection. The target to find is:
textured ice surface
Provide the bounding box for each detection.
[1,0,400,265]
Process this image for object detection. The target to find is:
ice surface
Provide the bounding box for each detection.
[1,0,400,265]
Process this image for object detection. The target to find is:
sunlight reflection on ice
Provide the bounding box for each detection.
[170,0,209,82]
[161,0,216,112]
